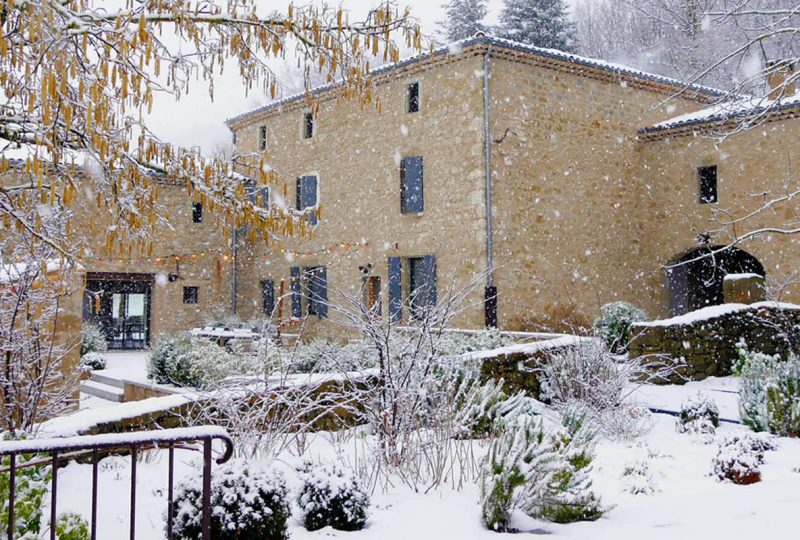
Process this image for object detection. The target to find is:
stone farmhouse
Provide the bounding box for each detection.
[75,35,800,346]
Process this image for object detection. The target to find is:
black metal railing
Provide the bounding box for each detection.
[0,426,234,540]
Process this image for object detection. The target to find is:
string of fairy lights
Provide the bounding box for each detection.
[75,240,369,266]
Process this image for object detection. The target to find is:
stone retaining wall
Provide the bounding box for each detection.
[629,302,800,382]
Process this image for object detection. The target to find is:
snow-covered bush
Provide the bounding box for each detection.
[738,348,800,437]
[540,340,625,409]
[677,393,720,435]
[480,411,602,531]
[79,351,106,371]
[622,461,657,495]
[593,301,646,353]
[287,339,343,373]
[80,321,107,356]
[171,465,290,540]
[711,432,777,485]
[438,328,513,356]
[148,333,258,389]
[297,462,370,531]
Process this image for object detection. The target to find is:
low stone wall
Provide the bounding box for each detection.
[476,336,593,397]
[629,302,800,382]
[122,380,177,402]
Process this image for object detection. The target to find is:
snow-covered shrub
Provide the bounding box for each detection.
[677,393,720,435]
[480,411,602,531]
[287,339,342,373]
[171,464,290,540]
[79,351,106,371]
[80,321,107,356]
[598,404,654,441]
[622,461,657,495]
[540,340,625,409]
[711,432,777,485]
[438,328,513,356]
[738,349,800,437]
[297,462,370,531]
[593,301,646,353]
[148,333,258,389]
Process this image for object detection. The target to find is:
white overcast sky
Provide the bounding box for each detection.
[146,1,582,155]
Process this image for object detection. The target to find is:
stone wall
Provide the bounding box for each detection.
[629,302,800,382]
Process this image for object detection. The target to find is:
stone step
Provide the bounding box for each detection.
[81,380,124,402]
[90,372,125,389]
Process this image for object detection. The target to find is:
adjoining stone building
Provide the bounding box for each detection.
[50,35,800,346]
[223,35,800,336]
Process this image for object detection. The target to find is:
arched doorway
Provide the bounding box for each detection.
[665,246,765,315]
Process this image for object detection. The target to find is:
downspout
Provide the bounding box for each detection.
[483,45,494,287]
[231,222,238,315]
[483,43,498,327]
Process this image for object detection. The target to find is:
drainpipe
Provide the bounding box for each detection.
[483,44,497,327]
[231,223,238,315]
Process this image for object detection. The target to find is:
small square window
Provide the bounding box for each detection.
[192,202,203,223]
[303,113,314,139]
[259,125,267,150]
[699,165,718,204]
[183,286,199,304]
[406,82,420,113]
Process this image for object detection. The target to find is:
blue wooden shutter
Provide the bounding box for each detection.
[261,279,274,315]
[247,185,257,205]
[261,187,269,208]
[313,266,328,318]
[290,267,301,318]
[295,177,303,210]
[302,175,318,225]
[388,257,402,322]
[401,156,423,213]
[422,255,437,308]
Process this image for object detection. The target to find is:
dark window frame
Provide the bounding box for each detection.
[259,125,267,150]
[303,112,314,139]
[183,286,199,304]
[406,81,420,113]
[192,202,203,223]
[699,165,718,204]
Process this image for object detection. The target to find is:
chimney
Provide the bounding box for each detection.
[766,60,796,100]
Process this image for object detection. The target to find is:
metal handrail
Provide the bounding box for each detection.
[0,426,235,540]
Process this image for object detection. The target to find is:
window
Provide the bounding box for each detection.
[406,81,420,113]
[289,266,328,319]
[303,112,314,139]
[259,125,267,150]
[388,255,436,322]
[192,202,203,223]
[183,286,199,304]
[248,185,269,209]
[261,279,275,316]
[296,175,318,225]
[363,275,382,315]
[400,156,424,213]
[699,165,718,204]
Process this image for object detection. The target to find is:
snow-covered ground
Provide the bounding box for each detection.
[48,377,800,539]
[96,351,151,383]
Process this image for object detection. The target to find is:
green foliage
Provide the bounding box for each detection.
[593,301,646,353]
[148,333,259,389]
[297,463,370,532]
[0,435,89,540]
[55,513,90,540]
[80,322,107,356]
[738,348,800,437]
[171,465,290,540]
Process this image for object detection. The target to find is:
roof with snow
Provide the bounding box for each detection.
[226,35,725,127]
[639,94,800,139]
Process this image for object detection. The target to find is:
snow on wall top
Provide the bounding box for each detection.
[641,94,800,134]
[723,273,762,281]
[226,35,725,127]
[635,301,800,328]
[461,335,595,362]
